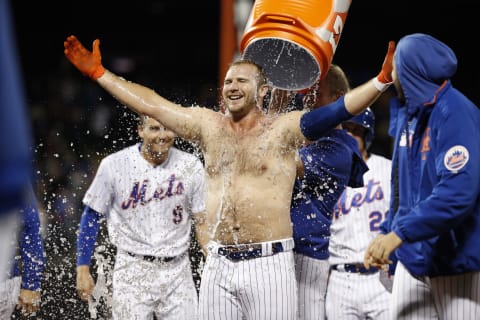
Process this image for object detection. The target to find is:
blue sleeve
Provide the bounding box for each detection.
[76,206,102,266]
[379,209,393,234]
[0,0,34,215]
[300,96,353,141]
[20,189,45,290]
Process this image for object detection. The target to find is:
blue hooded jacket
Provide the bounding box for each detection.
[381,33,480,276]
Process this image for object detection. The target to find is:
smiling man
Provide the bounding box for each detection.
[75,115,206,319]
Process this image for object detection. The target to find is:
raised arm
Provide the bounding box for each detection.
[63,35,208,141]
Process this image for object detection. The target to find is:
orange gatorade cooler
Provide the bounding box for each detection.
[240,0,352,90]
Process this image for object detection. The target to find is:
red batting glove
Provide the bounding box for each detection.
[64,35,106,80]
[373,41,395,91]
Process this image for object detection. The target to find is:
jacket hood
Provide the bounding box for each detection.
[395,33,457,108]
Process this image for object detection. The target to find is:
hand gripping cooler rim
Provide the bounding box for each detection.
[240,0,352,91]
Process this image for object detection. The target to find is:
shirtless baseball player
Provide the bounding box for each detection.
[327,108,392,319]
[64,34,394,319]
[76,116,206,319]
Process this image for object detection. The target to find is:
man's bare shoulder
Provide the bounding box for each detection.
[269,109,305,130]
[261,109,307,148]
[184,106,227,129]
[275,109,305,117]
[188,105,221,118]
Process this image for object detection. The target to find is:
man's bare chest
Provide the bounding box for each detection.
[204,129,284,176]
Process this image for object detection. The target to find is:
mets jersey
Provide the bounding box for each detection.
[329,153,392,265]
[83,144,205,257]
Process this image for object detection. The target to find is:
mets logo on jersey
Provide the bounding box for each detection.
[444,145,469,173]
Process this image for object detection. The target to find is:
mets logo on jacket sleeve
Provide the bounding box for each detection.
[444,145,469,173]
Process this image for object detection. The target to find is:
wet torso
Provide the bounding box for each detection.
[202,113,301,245]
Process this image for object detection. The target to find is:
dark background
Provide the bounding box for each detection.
[13,1,480,93]
[12,1,480,105]
[9,1,480,319]
[12,0,480,157]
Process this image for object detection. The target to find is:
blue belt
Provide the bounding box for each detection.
[331,264,378,274]
[217,242,286,262]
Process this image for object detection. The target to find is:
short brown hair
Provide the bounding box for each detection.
[230,59,268,87]
[324,63,350,96]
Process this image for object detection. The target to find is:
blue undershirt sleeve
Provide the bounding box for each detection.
[76,206,101,266]
[20,193,45,290]
[300,96,353,140]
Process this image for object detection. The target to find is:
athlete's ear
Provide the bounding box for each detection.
[137,113,146,137]
[259,84,270,99]
[137,124,144,138]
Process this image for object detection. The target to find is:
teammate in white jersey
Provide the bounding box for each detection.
[326,108,392,319]
[76,115,206,320]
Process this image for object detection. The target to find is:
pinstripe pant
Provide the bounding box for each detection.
[295,254,329,320]
[392,261,480,320]
[112,251,198,320]
[325,268,390,319]
[0,276,21,319]
[198,250,297,320]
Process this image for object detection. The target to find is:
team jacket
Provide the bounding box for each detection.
[380,33,480,276]
[292,129,367,259]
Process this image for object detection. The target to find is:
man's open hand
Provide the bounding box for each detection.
[64,35,105,80]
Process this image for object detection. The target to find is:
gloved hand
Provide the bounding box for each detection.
[64,35,106,80]
[373,41,395,91]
